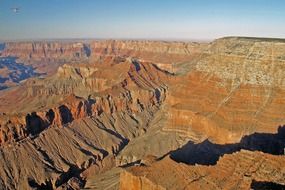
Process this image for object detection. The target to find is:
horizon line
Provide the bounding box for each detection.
[0,37,213,43]
[1,36,285,43]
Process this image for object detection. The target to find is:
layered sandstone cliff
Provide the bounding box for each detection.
[0,40,206,77]
[90,40,206,64]
[2,42,90,62]
[0,37,285,189]
[114,37,285,168]
[163,37,285,144]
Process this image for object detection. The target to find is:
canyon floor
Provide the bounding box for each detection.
[0,37,285,190]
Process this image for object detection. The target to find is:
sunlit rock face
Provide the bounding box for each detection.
[0,40,205,89]
[2,42,89,62]
[0,37,285,189]
[164,37,285,144]
[120,150,285,190]
[197,37,285,86]
[90,40,206,62]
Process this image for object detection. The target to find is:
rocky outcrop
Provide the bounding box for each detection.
[25,57,130,97]
[120,150,285,190]
[0,95,90,144]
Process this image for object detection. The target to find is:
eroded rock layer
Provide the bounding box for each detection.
[0,51,171,189]
[2,42,90,63]
[1,40,206,75]
[120,150,285,190]
[0,37,285,189]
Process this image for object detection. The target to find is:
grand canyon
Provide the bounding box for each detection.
[0,37,285,189]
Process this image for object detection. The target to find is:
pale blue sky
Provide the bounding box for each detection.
[0,0,285,41]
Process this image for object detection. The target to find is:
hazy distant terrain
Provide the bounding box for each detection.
[0,56,40,90]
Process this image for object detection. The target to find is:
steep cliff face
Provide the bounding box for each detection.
[90,40,205,57]
[2,42,90,62]
[197,37,285,86]
[0,95,91,145]
[90,40,207,73]
[162,37,285,144]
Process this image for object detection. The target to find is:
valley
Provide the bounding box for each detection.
[0,37,284,189]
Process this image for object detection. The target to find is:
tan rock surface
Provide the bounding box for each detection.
[0,37,285,189]
[120,150,285,190]
[0,51,169,188]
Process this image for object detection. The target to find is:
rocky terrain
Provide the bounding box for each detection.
[121,149,285,190]
[0,40,205,89]
[0,57,41,90]
[0,37,284,189]
[2,42,90,62]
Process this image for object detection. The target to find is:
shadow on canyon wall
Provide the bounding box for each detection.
[0,43,5,51]
[0,56,41,90]
[250,180,285,190]
[170,126,285,166]
[26,112,48,136]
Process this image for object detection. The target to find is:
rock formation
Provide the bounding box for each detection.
[2,42,90,63]
[120,150,285,190]
[0,51,170,189]
[0,37,284,189]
